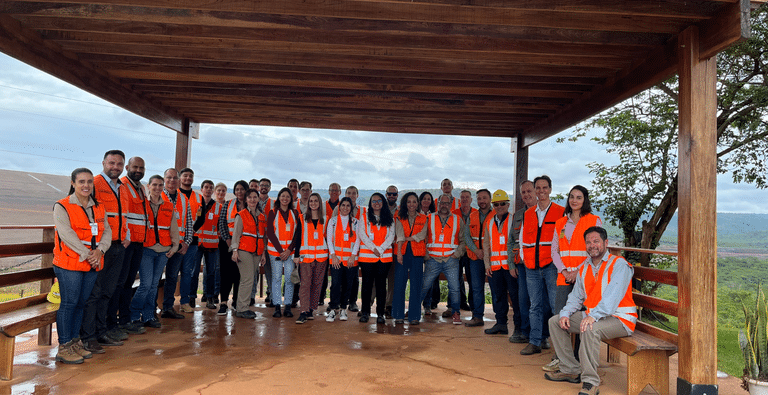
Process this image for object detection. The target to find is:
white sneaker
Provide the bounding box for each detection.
[339,309,348,321]
[542,358,560,372]
[326,309,337,322]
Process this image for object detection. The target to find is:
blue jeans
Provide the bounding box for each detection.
[468,259,487,319]
[392,246,423,321]
[198,247,220,300]
[270,255,294,306]
[526,263,557,346]
[118,242,143,326]
[421,257,460,314]
[516,264,531,337]
[163,251,183,310]
[488,268,516,326]
[179,244,198,305]
[131,249,168,322]
[54,266,97,345]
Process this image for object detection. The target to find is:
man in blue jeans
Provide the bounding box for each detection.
[462,189,493,327]
[519,175,564,355]
[420,194,466,325]
[160,168,194,320]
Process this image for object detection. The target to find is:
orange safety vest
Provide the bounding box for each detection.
[358,220,392,263]
[237,208,266,255]
[196,200,222,249]
[162,190,189,241]
[467,208,494,261]
[331,215,357,267]
[487,214,513,270]
[300,215,329,263]
[426,213,460,258]
[520,203,565,270]
[119,176,147,243]
[324,200,339,222]
[397,213,427,257]
[260,197,273,215]
[353,206,367,221]
[93,174,128,242]
[555,213,600,285]
[225,199,242,237]
[144,199,174,247]
[267,209,298,257]
[186,190,202,231]
[581,254,637,332]
[53,197,106,272]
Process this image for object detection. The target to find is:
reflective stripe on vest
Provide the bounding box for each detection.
[358,219,392,263]
[581,254,637,332]
[397,213,427,257]
[467,209,494,261]
[196,201,221,249]
[267,209,297,256]
[426,213,459,258]
[238,208,265,254]
[144,199,174,248]
[53,197,106,272]
[300,216,329,263]
[555,213,600,285]
[120,176,147,243]
[93,175,126,241]
[226,199,239,237]
[487,214,512,270]
[332,215,357,266]
[162,190,188,240]
[521,203,564,270]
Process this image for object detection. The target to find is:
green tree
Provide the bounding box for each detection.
[562,6,768,261]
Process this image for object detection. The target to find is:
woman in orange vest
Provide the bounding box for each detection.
[266,187,302,318]
[216,180,248,315]
[295,193,329,324]
[325,197,360,322]
[357,192,395,324]
[393,192,428,325]
[230,188,266,319]
[130,175,179,329]
[52,168,112,364]
[418,191,440,313]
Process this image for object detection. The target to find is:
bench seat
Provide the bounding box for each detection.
[604,331,678,395]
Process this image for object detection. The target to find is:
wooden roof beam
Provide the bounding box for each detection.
[0,14,184,132]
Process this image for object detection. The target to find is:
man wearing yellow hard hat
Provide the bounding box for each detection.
[481,190,522,336]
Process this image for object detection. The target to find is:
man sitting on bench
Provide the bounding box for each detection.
[544,226,637,395]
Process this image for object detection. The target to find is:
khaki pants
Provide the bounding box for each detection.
[235,250,259,313]
[548,311,629,386]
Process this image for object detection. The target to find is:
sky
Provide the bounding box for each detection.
[0,53,766,214]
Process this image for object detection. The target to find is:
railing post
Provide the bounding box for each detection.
[38,227,54,346]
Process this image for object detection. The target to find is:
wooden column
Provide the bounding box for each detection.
[676,26,718,395]
[174,118,197,170]
[514,137,528,212]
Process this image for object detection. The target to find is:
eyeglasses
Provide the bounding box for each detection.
[493,202,508,207]
[371,199,383,204]
[386,192,398,196]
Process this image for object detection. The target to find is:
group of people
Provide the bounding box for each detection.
[52,150,637,395]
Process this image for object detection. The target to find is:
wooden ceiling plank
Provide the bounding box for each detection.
[2,2,694,33]
[0,13,183,132]
[698,0,750,60]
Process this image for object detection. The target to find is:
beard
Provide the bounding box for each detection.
[127,171,144,182]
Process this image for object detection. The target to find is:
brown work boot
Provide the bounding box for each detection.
[578,382,600,395]
[543,370,580,383]
[441,309,452,318]
[520,343,542,355]
[464,317,484,327]
[70,338,92,359]
[55,341,84,364]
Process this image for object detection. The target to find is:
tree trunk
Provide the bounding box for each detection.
[639,175,678,267]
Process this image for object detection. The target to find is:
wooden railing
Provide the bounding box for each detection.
[608,245,679,346]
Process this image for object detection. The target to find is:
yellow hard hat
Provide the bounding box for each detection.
[47,281,61,304]
[491,189,510,203]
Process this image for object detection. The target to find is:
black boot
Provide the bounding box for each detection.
[273,305,282,318]
[283,306,294,318]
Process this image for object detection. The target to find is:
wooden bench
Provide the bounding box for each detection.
[604,248,679,395]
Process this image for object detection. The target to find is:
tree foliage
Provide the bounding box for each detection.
[562,6,768,256]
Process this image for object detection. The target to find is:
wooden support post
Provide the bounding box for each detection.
[0,335,14,381]
[676,26,718,394]
[628,350,670,395]
[174,119,192,171]
[514,138,528,212]
[38,227,54,346]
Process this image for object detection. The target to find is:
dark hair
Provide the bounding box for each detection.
[338,197,355,237]
[259,178,271,186]
[103,150,125,160]
[584,226,607,241]
[201,180,214,188]
[233,180,248,193]
[565,185,592,217]
[148,174,164,185]
[246,188,259,198]
[68,168,98,205]
[418,191,435,214]
[305,193,325,224]
[163,168,177,177]
[367,193,393,227]
[476,188,491,198]
[179,168,194,176]
[249,179,259,185]
[287,178,299,186]
[398,192,419,219]
[533,175,552,189]
[299,181,312,190]
[276,187,294,211]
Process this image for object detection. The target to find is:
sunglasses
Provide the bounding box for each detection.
[386,192,398,196]
[371,199,383,204]
[493,202,508,207]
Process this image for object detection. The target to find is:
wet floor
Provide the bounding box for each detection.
[0,302,740,395]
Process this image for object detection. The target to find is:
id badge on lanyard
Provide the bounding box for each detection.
[343,233,349,241]
[499,235,505,244]
[208,212,214,220]
[90,223,98,236]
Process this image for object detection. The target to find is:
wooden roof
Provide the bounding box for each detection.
[0,0,761,146]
